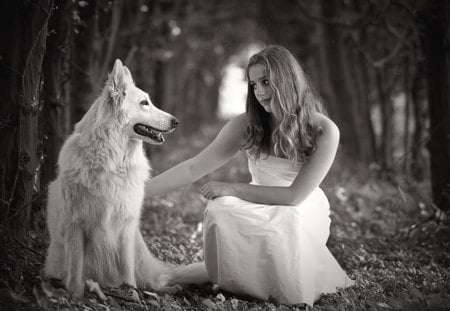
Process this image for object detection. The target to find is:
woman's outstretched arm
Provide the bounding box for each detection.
[145,113,247,197]
[201,113,340,205]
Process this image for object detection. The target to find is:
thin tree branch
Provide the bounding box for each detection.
[296,0,358,28]
[124,45,139,66]
[373,40,405,68]
[14,238,45,259]
[99,0,124,81]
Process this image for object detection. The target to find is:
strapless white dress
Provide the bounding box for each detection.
[203,154,354,306]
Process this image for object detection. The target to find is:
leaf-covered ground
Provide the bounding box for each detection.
[1,122,449,310]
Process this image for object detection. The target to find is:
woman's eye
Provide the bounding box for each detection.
[263,79,270,85]
[140,100,149,106]
[250,84,256,90]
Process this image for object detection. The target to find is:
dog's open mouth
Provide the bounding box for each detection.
[133,124,167,143]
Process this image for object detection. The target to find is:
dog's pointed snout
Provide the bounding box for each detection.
[171,118,179,127]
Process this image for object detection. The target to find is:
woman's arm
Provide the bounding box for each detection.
[201,113,340,205]
[145,113,247,197]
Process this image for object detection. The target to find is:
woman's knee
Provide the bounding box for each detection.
[204,200,227,221]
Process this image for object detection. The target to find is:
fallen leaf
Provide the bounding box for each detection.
[216,293,225,302]
[231,298,239,309]
[202,298,217,310]
[143,290,159,299]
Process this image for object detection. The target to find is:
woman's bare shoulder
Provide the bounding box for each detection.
[314,112,339,139]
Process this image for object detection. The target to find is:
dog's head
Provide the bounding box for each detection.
[104,59,178,145]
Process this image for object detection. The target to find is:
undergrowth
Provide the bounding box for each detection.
[0,122,449,310]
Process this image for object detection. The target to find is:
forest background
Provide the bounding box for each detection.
[0,0,449,310]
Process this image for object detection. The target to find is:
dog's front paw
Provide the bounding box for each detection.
[85,279,107,301]
[155,270,171,288]
[152,271,181,294]
[119,283,141,303]
[65,278,84,298]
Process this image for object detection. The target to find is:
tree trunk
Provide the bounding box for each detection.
[376,69,394,170]
[40,0,72,191]
[202,70,221,123]
[419,0,450,211]
[183,65,199,134]
[96,0,124,85]
[320,0,361,159]
[314,8,338,121]
[348,45,377,163]
[69,1,97,126]
[153,59,166,108]
[361,59,378,163]
[197,53,222,124]
[402,54,412,174]
[0,0,51,232]
[410,61,427,180]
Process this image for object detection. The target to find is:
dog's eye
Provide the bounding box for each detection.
[140,100,149,106]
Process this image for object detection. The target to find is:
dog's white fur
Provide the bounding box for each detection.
[44,59,178,296]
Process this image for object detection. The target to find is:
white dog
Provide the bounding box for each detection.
[44,59,178,298]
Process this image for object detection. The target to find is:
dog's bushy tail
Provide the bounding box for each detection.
[167,261,209,286]
[135,231,171,290]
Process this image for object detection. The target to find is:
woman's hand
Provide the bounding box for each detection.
[200,181,236,200]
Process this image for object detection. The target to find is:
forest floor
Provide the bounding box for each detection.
[1,121,449,311]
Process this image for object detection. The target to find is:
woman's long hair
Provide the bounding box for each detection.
[243,45,325,162]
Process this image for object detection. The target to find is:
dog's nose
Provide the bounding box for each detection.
[171,118,179,127]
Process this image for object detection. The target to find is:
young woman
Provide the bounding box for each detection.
[147,45,354,306]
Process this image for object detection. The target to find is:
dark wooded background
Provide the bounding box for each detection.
[0,0,449,270]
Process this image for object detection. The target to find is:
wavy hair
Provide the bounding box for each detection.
[243,45,325,162]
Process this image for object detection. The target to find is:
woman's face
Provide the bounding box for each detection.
[249,63,273,113]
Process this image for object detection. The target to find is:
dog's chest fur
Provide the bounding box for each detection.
[59,134,150,229]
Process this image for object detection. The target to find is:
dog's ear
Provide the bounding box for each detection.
[123,66,134,84]
[105,59,129,111]
[108,59,127,90]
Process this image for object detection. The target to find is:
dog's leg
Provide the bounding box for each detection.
[167,261,209,286]
[85,279,107,301]
[64,223,85,297]
[120,222,138,287]
[44,180,64,279]
[118,222,141,302]
[44,238,64,279]
[135,230,171,290]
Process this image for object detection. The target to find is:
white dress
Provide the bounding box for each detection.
[203,154,354,306]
